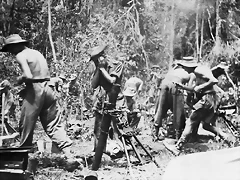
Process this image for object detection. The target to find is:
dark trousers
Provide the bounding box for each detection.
[154,82,186,133]
[19,82,72,150]
[177,93,225,147]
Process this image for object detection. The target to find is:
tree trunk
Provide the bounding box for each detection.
[215,0,221,55]
[169,0,175,68]
[48,0,57,63]
[196,0,199,60]
[199,8,204,58]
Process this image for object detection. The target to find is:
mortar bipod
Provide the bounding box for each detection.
[120,126,160,168]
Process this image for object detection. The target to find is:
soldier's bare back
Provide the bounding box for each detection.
[164,68,192,84]
[16,48,50,80]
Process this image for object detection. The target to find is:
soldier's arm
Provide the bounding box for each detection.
[16,53,33,83]
[99,68,117,83]
[99,62,124,84]
[173,74,196,92]
[187,73,196,87]
[174,82,195,92]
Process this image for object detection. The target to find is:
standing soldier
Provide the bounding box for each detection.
[67,73,82,116]
[146,65,162,105]
[89,44,124,170]
[153,57,198,141]
[49,73,66,93]
[48,73,67,106]
[68,74,80,97]
[0,34,78,168]
[89,44,124,150]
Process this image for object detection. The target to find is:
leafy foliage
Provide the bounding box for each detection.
[1,0,240,92]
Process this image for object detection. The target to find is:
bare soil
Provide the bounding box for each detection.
[32,114,238,180]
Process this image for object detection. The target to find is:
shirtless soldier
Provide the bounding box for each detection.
[153,57,197,141]
[0,34,78,168]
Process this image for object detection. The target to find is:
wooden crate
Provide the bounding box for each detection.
[0,147,32,180]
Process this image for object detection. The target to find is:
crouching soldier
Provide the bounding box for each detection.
[118,76,143,129]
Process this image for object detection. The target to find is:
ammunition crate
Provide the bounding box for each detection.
[0,147,31,180]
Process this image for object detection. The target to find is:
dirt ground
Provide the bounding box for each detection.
[31,112,238,180]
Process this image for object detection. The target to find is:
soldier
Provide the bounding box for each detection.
[0,34,78,168]
[68,74,80,97]
[48,73,67,106]
[49,73,66,92]
[211,61,237,106]
[163,63,230,156]
[120,76,143,128]
[153,57,198,141]
[145,65,162,105]
[89,44,124,151]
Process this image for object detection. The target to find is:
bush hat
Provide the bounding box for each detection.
[0,34,29,52]
[176,56,198,67]
[89,44,107,61]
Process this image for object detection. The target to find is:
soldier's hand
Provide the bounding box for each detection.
[98,59,108,69]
